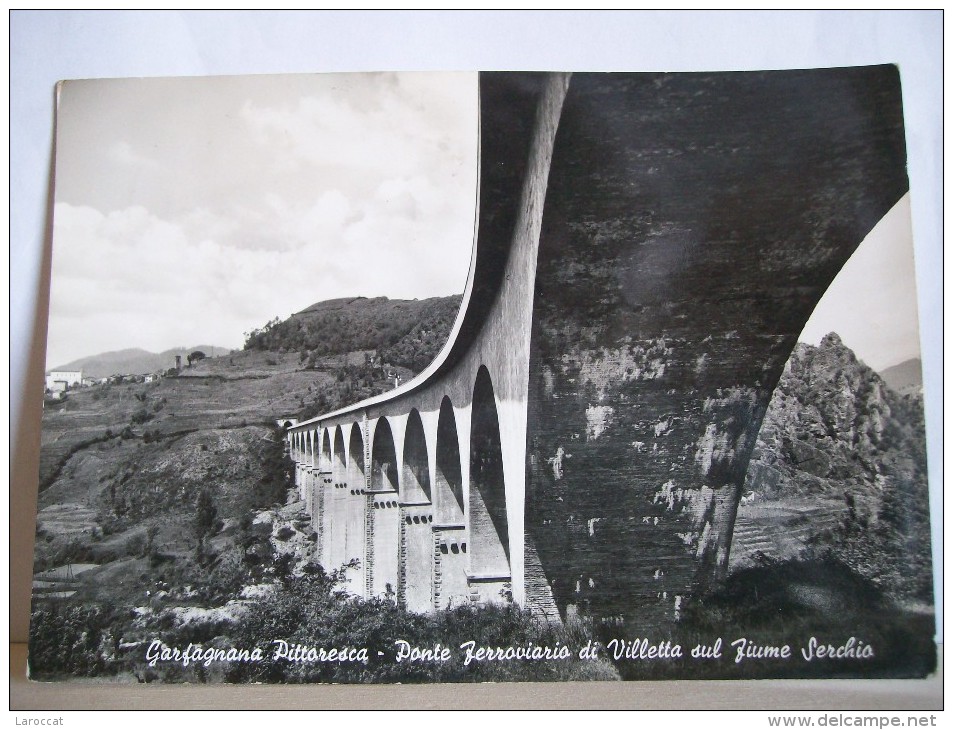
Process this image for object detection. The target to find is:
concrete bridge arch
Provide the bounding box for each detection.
[288,69,908,628]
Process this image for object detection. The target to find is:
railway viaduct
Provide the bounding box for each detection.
[287,69,908,629]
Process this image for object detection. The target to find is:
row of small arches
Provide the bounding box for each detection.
[291,366,510,578]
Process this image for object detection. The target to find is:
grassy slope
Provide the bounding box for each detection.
[31,293,456,613]
[34,292,465,584]
[33,348,323,598]
[38,350,329,489]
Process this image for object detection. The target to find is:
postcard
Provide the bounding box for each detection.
[30,68,934,683]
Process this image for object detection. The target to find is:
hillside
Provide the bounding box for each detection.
[35,292,464,587]
[40,293,465,487]
[38,350,324,492]
[30,305,933,679]
[52,345,232,379]
[32,291,621,684]
[733,333,932,602]
[244,295,462,372]
[880,357,923,396]
[32,349,311,624]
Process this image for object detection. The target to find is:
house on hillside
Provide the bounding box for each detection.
[45,370,82,391]
[45,370,83,396]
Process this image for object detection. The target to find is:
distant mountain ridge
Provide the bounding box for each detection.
[879,357,923,396]
[52,345,231,379]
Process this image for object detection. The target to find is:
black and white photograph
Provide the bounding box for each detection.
[26,65,936,686]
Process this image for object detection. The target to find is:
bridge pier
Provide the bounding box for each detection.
[343,424,366,594]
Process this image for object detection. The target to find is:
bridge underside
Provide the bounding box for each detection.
[290,69,908,630]
[524,69,907,629]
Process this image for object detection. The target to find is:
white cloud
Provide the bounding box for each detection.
[47,188,472,367]
[239,78,449,179]
[46,73,477,367]
[107,140,161,170]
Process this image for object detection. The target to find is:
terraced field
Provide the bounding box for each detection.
[38,350,329,491]
[729,498,846,570]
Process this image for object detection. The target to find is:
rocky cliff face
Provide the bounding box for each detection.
[737,333,932,602]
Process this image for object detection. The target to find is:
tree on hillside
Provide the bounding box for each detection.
[188,351,207,367]
[241,297,462,363]
[243,317,282,351]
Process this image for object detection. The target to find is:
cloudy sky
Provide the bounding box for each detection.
[47,71,921,374]
[47,72,477,368]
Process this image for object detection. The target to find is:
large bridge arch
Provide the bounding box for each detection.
[401,409,434,611]
[287,69,908,629]
[369,417,400,599]
[435,397,464,525]
[332,425,345,481]
[327,425,347,570]
[401,410,431,504]
[321,428,331,471]
[431,396,468,608]
[308,426,331,558]
[371,418,399,493]
[468,366,510,601]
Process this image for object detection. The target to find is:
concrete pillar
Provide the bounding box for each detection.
[319,467,334,568]
[454,402,476,605]
[368,417,400,600]
[328,426,348,572]
[498,395,527,606]
[344,422,366,596]
[402,504,434,612]
[370,493,400,600]
[305,467,315,515]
